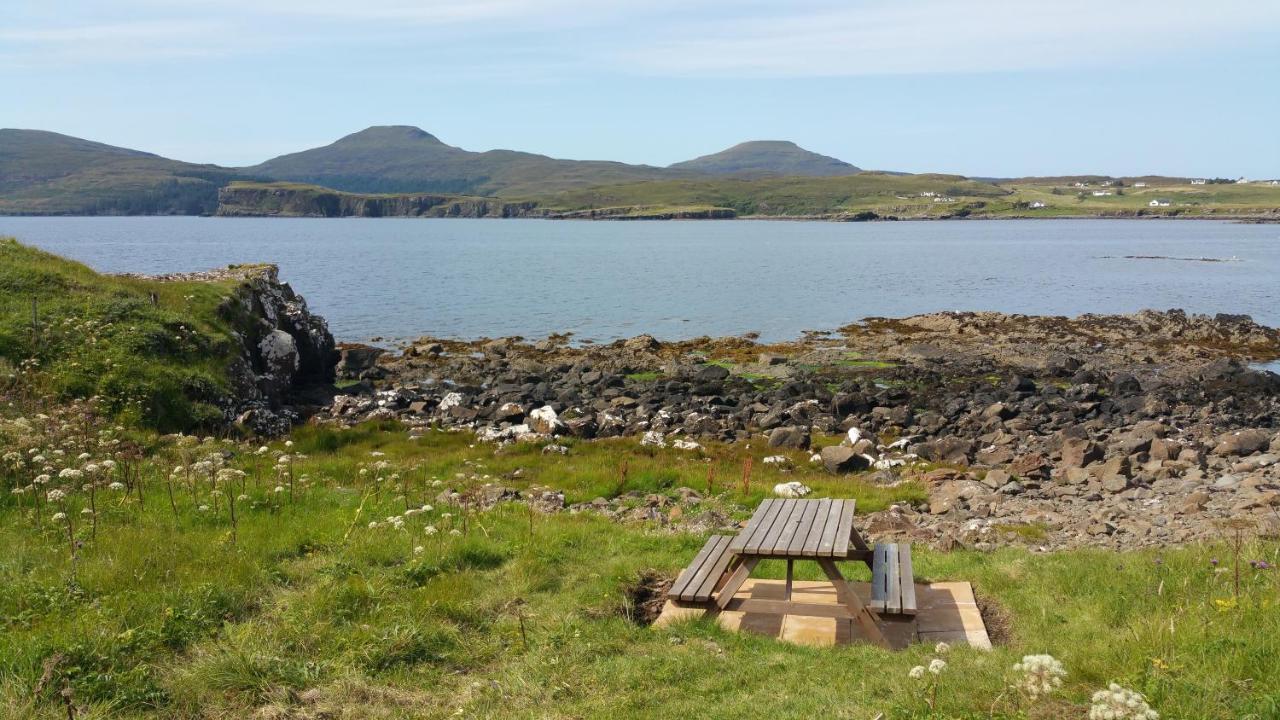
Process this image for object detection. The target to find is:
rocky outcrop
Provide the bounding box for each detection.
[216,184,545,219]
[143,264,337,433]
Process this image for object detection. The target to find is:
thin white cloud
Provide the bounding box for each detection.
[3,0,1277,74]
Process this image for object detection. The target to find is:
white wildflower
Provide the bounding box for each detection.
[1012,654,1067,700]
[51,512,67,523]
[413,546,425,555]
[928,659,947,675]
[449,529,461,536]
[908,665,926,680]
[274,485,285,493]
[197,504,210,512]
[934,641,951,655]
[46,488,66,502]
[108,482,126,491]
[368,521,380,529]
[58,468,82,481]
[1089,683,1158,720]
[425,525,438,536]
[236,494,249,502]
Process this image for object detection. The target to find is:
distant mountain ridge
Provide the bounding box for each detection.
[0,126,869,213]
[669,140,861,177]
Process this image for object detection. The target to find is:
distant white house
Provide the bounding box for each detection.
[1236,178,1250,184]
[1134,182,1148,188]
[1091,190,1113,196]
[919,191,937,197]
[932,196,956,203]
[1029,201,1047,209]
[1073,182,1088,188]
[1190,179,1207,185]
[1149,199,1171,207]
[1270,180,1280,186]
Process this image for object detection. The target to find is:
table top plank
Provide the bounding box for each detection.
[800,498,833,556]
[833,499,857,558]
[728,498,775,553]
[770,499,812,555]
[753,499,796,555]
[743,499,788,554]
[817,500,846,557]
[782,499,821,555]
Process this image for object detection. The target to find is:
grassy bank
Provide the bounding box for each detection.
[0,238,252,431]
[2,414,1278,719]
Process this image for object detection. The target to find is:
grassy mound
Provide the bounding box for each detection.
[0,238,243,431]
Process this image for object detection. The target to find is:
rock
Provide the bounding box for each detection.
[918,436,974,465]
[335,343,384,379]
[773,481,812,498]
[541,444,569,455]
[821,445,870,474]
[496,402,525,422]
[624,334,660,352]
[1101,474,1131,493]
[1211,429,1272,457]
[528,406,563,435]
[258,329,300,377]
[641,430,666,448]
[762,455,792,467]
[672,438,703,451]
[759,353,788,366]
[1061,439,1104,468]
[695,364,730,383]
[767,425,811,450]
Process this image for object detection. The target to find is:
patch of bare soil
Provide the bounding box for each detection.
[621,569,674,626]
[975,591,1015,646]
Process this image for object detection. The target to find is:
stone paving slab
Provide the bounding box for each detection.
[654,579,991,650]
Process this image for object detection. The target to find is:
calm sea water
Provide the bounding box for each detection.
[1,217,1277,344]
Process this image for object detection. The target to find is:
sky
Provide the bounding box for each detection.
[3,0,1279,178]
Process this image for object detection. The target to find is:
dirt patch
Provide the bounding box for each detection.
[620,569,673,626]
[975,591,1014,646]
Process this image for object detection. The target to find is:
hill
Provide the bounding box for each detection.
[668,140,860,177]
[0,129,252,215]
[245,125,682,196]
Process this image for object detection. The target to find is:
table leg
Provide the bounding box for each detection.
[714,557,759,610]
[817,558,889,648]
[784,559,793,601]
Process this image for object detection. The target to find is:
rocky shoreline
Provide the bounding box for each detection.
[317,310,1280,551]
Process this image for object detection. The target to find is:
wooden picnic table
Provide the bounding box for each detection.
[716,498,888,647]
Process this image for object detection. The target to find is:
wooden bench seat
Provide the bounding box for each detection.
[668,535,738,603]
[869,543,917,616]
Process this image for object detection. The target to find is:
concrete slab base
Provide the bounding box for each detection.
[654,579,991,650]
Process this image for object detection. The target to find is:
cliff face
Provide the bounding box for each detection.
[145,264,338,433]
[216,184,544,218]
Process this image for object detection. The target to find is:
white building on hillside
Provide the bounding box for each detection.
[1029,201,1047,208]
[1190,179,1207,185]
[1091,190,1113,196]
[1149,199,1171,207]
[1134,182,1148,188]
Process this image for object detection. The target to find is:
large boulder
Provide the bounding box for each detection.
[768,425,811,450]
[1212,429,1272,457]
[821,446,869,474]
[1061,439,1104,468]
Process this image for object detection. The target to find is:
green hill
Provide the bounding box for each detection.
[668,140,860,177]
[245,125,683,196]
[0,129,253,215]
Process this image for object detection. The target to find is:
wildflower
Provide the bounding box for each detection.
[928,659,947,675]
[51,512,67,523]
[256,446,269,455]
[449,529,462,536]
[934,641,951,655]
[1012,654,1066,700]
[108,482,126,491]
[908,665,926,680]
[80,508,93,515]
[77,452,91,461]
[368,521,380,529]
[237,494,249,502]
[1089,683,1159,720]
[58,468,82,481]
[101,460,117,471]
[413,546,425,555]
[1210,557,1219,566]
[421,504,433,512]
[83,463,100,475]
[425,525,438,535]
[197,504,210,512]
[274,485,285,493]
[47,488,66,502]
[285,440,294,449]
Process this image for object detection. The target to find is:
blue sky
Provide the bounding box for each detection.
[3,0,1278,177]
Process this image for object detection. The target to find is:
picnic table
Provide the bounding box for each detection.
[668,498,917,648]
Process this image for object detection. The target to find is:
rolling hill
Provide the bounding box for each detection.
[668,140,861,177]
[0,129,253,215]
[244,125,683,196]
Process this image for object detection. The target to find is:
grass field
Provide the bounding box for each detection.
[2,417,1278,719]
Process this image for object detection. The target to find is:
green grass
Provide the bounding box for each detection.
[0,238,250,431]
[2,418,1279,719]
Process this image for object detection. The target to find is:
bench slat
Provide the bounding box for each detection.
[685,536,737,602]
[671,535,733,601]
[884,542,901,614]
[898,543,918,616]
[869,543,889,612]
